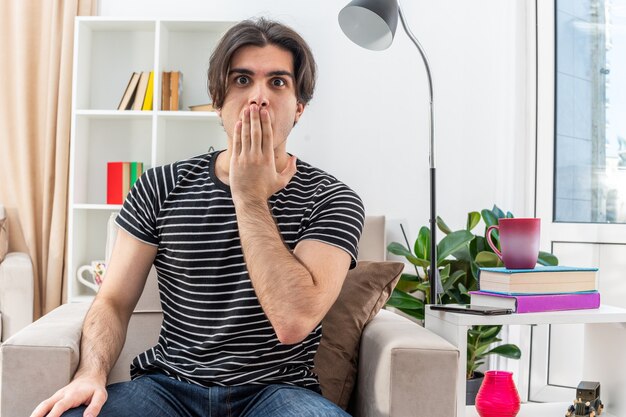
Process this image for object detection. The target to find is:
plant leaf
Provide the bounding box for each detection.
[506,211,515,218]
[409,256,431,268]
[395,280,421,293]
[415,226,431,260]
[475,251,500,267]
[388,242,429,267]
[399,273,420,282]
[386,289,424,310]
[437,230,474,264]
[439,263,451,280]
[449,268,467,281]
[470,261,480,281]
[476,336,502,348]
[483,344,522,359]
[436,216,453,235]
[477,325,501,340]
[451,245,473,262]
[388,242,412,257]
[446,288,464,303]
[481,209,498,228]
[470,236,489,257]
[466,211,481,231]
[457,282,468,296]
[474,344,490,357]
[492,205,506,219]
[538,251,559,266]
[443,269,466,292]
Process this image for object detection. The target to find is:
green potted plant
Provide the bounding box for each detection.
[385,205,558,404]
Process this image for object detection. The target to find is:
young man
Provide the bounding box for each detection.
[32,18,364,417]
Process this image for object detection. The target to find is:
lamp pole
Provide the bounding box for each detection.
[397,4,439,303]
[338,0,440,303]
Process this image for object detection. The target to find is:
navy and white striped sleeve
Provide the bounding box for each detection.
[299,182,365,268]
[116,166,174,246]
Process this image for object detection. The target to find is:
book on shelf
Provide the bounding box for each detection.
[161,71,171,110]
[141,71,154,111]
[132,71,151,111]
[188,103,215,112]
[478,266,598,294]
[117,72,140,110]
[129,162,143,188]
[469,290,601,313]
[107,162,129,204]
[159,70,183,111]
[106,161,144,204]
[170,71,183,111]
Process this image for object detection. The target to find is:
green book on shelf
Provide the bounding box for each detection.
[130,162,143,188]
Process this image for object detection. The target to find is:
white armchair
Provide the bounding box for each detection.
[1,216,459,417]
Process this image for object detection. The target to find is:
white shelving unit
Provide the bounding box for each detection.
[67,18,234,302]
[425,305,626,417]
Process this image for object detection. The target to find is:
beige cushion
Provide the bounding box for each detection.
[314,261,404,409]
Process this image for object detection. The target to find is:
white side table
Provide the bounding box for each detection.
[425,304,626,417]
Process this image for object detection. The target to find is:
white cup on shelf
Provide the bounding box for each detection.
[76,260,107,292]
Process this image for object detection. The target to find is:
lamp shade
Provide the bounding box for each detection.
[338,0,398,51]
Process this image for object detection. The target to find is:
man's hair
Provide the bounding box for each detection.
[208,18,317,110]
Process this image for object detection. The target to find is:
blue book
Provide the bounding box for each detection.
[478,266,598,294]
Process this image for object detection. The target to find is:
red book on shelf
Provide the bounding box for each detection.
[107,162,131,204]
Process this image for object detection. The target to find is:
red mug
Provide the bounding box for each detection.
[486,218,540,269]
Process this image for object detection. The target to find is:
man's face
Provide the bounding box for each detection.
[217,44,305,152]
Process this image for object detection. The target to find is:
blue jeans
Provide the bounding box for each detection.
[61,373,350,417]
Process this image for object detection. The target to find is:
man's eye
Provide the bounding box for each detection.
[272,78,286,87]
[235,76,249,85]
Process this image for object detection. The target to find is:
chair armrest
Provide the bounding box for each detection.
[0,252,34,341]
[0,302,90,417]
[354,309,459,417]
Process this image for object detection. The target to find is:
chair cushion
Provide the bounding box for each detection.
[314,261,404,409]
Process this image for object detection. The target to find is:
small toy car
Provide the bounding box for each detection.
[565,381,603,417]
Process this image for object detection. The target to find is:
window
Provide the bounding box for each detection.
[555,0,626,223]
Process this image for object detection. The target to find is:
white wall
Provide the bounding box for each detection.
[98,0,536,253]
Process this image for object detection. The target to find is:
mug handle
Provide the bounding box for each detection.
[77,265,99,292]
[486,225,503,262]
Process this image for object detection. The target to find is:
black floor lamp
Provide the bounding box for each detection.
[338,0,441,303]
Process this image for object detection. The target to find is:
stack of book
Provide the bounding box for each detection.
[470,266,600,313]
[117,71,154,111]
[107,162,144,204]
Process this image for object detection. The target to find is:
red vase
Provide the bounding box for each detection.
[475,370,521,417]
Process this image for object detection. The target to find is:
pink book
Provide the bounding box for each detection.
[469,290,600,313]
